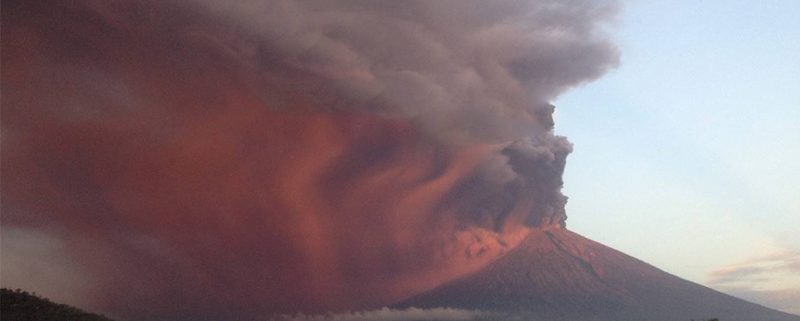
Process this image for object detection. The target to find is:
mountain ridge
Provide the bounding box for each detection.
[0,288,115,321]
[395,228,800,321]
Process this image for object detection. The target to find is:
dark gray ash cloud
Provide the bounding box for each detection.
[2,0,619,319]
[181,0,620,143]
[163,0,619,229]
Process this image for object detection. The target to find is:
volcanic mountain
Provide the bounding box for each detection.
[396,227,800,321]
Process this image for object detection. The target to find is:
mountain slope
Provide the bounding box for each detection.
[1,288,115,321]
[396,228,800,321]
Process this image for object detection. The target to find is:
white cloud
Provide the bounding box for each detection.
[274,307,493,321]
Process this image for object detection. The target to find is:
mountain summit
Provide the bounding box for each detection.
[396,228,800,321]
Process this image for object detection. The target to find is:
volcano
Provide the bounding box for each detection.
[4,1,799,320]
[396,228,800,321]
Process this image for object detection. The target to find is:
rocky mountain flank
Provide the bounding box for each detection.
[396,228,800,321]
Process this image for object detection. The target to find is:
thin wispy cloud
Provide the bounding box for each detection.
[708,250,800,314]
[709,250,800,288]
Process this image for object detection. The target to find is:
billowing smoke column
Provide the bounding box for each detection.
[1,0,618,320]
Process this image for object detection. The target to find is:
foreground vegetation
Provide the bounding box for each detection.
[1,287,727,321]
[1,288,114,321]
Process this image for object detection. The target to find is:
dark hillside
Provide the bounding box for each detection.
[1,288,114,321]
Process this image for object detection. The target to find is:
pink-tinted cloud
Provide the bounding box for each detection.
[709,250,800,315]
[1,1,618,320]
[709,250,800,287]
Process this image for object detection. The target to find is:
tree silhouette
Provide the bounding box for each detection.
[1,288,115,321]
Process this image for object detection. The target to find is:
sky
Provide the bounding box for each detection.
[555,0,800,314]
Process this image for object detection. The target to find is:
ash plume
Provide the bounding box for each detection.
[1,0,618,320]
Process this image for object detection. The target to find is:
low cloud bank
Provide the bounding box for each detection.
[275,307,493,321]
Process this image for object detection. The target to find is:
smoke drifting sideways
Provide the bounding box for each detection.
[1,0,618,320]
[276,307,493,321]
